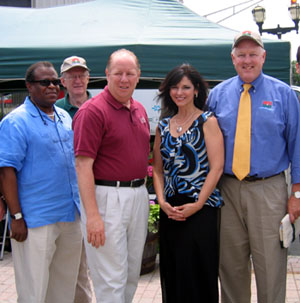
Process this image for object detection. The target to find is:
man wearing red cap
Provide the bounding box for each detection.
[56,56,93,303]
[56,56,92,119]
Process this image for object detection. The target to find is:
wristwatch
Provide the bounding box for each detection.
[10,212,23,220]
[292,191,300,199]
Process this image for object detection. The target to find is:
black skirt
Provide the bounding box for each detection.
[159,194,219,303]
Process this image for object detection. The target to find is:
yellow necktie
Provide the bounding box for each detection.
[232,84,252,180]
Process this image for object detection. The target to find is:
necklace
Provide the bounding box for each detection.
[174,111,197,133]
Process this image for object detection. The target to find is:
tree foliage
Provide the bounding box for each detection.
[292,60,300,86]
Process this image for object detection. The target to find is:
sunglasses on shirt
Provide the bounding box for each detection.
[30,79,61,87]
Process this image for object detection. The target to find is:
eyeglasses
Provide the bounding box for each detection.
[30,79,61,87]
[64,74,89,81]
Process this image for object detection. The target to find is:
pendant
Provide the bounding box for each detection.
[176,126,182,133]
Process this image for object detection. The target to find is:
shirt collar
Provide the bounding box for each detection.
[63,93,75,111]
[62,91,92,110]
[237,72,264,92]
[25,96,67,122]
[25,96,45,117]
[104,86,136,111]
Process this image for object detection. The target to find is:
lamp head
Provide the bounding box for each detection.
[252,6,266,24]
[289,3,300,21]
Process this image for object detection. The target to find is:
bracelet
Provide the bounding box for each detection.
[0,195,5,202]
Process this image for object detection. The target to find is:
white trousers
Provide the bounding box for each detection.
[11,216,82,303]
[74,240,93,303]
[82,184,149,303]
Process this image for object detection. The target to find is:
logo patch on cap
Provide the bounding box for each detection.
[60,55,90,74]
[72,58,81,64]
[232,30,264,49]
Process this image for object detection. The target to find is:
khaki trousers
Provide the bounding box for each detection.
[11,216,82,303]
[219,173,288,303]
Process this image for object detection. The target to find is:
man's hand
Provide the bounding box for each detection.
[10,219,27,242]
[75,156,105,247]
[86,213,105,248]
[288,196,300,223]
[0,198,6,221]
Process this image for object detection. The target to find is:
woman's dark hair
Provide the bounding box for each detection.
[297,46,300,64]
[158,63,208,119]
[25,61,54,83]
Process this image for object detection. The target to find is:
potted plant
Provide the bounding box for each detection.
[148,200,159,233]
[140,199,160,275]
[146,153,155,194]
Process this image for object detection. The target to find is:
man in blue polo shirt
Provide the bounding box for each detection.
[0,61,82,302]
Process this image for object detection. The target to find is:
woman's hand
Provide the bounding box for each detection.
[160,201,186,221]
[175,202,204,219]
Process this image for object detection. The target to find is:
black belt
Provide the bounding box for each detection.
[224,172,283,182]
[95,179,145,188]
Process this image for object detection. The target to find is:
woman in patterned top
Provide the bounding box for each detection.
[153,64,224,303]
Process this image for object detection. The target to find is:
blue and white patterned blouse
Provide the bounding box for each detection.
[158,111,223,208]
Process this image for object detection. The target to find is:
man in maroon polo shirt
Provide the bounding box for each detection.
[73,49,150,303]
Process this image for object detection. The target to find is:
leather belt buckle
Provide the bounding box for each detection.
[95,178,145,187]
[244,175,262,182]
[130,179,144,187]
[224,172,282,182]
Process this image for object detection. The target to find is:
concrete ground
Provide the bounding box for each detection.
[1,252,300,303]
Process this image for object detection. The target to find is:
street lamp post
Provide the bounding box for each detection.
[252,2,300,39]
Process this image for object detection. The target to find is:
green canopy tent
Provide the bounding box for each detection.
[0,0,291,92]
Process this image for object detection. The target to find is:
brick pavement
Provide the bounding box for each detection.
[0,252,300,303]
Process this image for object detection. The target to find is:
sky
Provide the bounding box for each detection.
[183,0,299,61]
